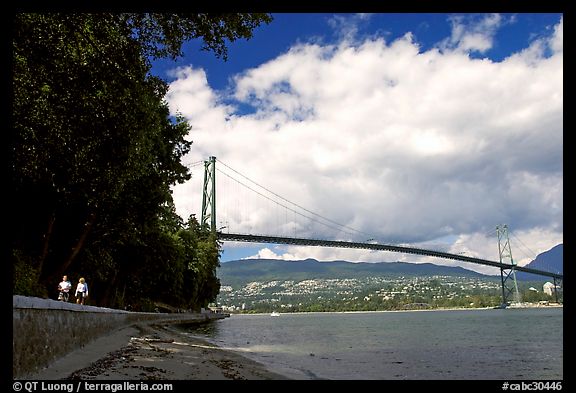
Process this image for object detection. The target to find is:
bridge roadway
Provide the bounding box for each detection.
[218,232,563,280]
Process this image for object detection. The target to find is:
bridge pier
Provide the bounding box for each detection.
[497,225,520,307]
[201,156,217,232]
[553,277,562,304]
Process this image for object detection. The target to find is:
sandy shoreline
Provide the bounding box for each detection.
[26,322,290,380]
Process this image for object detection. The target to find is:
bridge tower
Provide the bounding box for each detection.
[201,156,217,233]
[496,224,521,307]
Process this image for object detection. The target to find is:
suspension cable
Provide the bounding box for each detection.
[216,159,377,239]
[509,230,538,261]
[216,168,361,238]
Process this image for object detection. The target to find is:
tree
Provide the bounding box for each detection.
[178,215,222,310]
[11,13,272,307]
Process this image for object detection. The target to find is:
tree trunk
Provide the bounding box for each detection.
[47,212,97,283]
[101,269,119,307]
[65,212,96,270]
[37,212,56,279]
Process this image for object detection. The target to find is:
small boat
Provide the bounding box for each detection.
[270,311,280,317]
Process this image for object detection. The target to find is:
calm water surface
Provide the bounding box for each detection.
[183,308,563,380]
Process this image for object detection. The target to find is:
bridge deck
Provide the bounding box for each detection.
[218,233,563,280]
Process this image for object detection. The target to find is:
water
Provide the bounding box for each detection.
[183,308,563,380]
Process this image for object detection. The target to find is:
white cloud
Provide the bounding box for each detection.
[440,13,504,54]
[507,16,563,65]
[550,17,563,54]
[167,15,563,270]
[243,247,299,261]
[165,66,234,133]
[327,13,374,43]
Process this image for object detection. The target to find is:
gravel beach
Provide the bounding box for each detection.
[26,322,290,380]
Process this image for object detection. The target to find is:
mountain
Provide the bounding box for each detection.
[515,244,563,281]
[218,258,492,287]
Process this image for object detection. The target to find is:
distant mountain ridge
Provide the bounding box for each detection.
[218,258,492,286]
[516,243,563,281]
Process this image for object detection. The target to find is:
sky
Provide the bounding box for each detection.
[150,13,563,275]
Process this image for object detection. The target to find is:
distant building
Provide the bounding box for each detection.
[543,282,556,296]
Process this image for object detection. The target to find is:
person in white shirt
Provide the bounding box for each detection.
[57,275,72,301]
[75,277,89,305]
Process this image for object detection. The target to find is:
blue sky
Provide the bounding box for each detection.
[152,13,562,88]
[150,13,563,273]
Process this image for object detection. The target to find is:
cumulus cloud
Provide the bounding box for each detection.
[166,15,563,271]
[165,67,235,132]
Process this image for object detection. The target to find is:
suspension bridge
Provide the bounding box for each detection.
[190,156,563,307]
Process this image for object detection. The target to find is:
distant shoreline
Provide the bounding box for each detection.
[229,303,564,316]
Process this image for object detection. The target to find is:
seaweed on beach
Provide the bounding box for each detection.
[67,345,138,380]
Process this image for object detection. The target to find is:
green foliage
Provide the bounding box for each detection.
[124,13,273,62]
[176,217,222,310]
[12,250,47,298]
[520,286,556,303]
[11,13,268,308]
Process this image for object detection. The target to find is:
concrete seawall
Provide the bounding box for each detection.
[13,295,228,379]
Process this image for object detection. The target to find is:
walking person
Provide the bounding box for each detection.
[75,277,89,305]
[57,275,72,301]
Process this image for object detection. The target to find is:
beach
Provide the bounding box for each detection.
[26,322,290,380]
